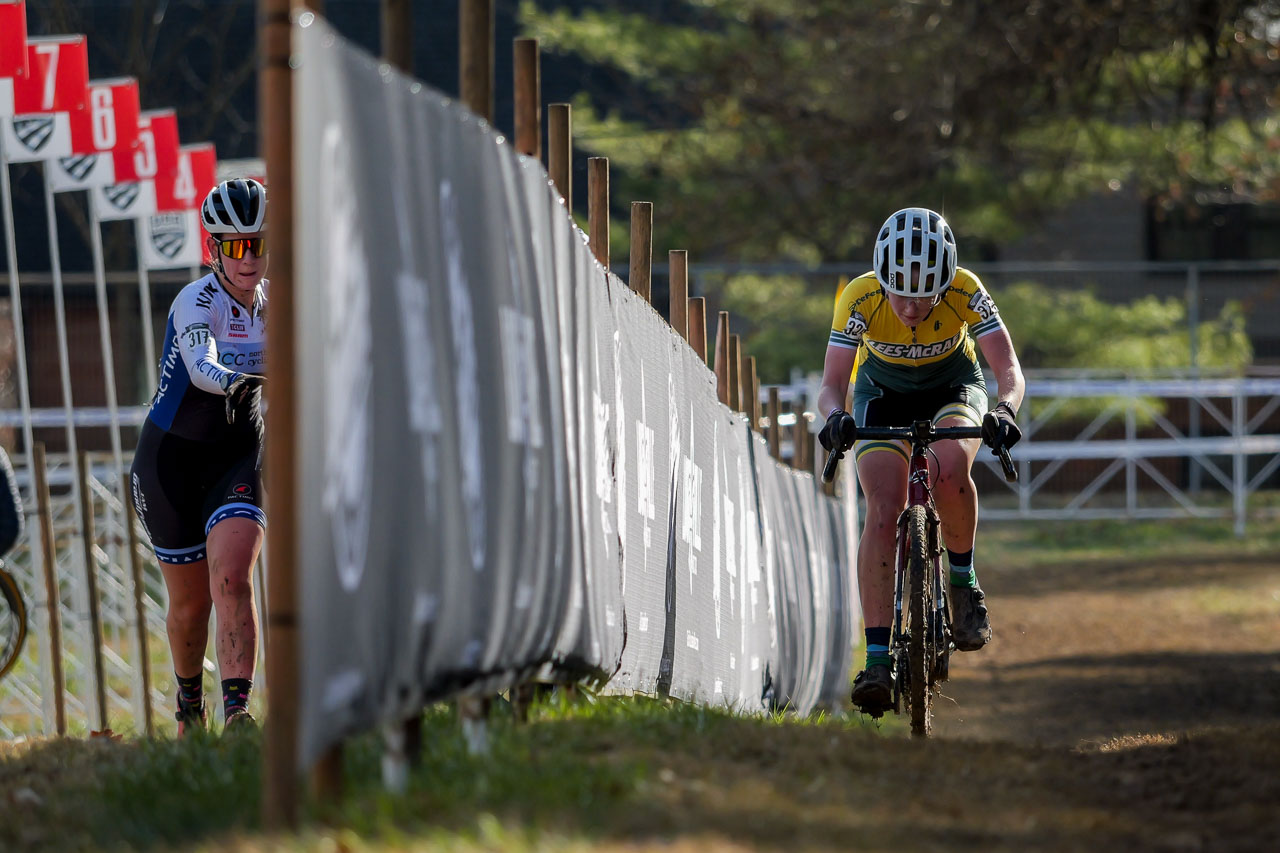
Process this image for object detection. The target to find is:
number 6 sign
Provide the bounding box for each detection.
[48,76,141,191]
[73,77,140,156]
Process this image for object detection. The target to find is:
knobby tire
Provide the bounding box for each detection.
[0,568,27,680]
[905,505,933,737]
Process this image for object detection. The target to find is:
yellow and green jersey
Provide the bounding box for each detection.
[828,268,1004,392]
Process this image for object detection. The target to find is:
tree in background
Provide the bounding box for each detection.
[524,0,1280,260]
[524,0,1278,379]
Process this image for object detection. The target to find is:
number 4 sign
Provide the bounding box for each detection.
[146,109,187,211]
[183,142,218,264]
[142,141,217,270]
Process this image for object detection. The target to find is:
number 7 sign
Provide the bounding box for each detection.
[1,34,88,163]
[13,35,87,114]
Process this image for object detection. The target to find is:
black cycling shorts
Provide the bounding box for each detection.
[851,359,987,463]
[129,419,266,565]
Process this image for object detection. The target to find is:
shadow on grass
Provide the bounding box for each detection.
[5,694,1279,852]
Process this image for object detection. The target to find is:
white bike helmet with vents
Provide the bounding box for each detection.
[873,207,957,298]
[201,178,266,235]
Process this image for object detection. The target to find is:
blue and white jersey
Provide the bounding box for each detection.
[147,273,267,442]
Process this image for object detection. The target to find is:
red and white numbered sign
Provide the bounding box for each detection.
[12,35,86,113]
[141,137,219,270]
[0,1,28,117]
[49,76,142,191]
[2,34,88,162]
[145,109,188,212]
[91,107,172,221]
[72,77,140,155]
[184,142,218,264]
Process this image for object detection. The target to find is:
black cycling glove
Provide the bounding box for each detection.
[225,374,265,425]
[819,408,857,453]
[982,401,1022,450]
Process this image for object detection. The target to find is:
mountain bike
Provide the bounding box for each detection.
[0,562,27,681]
[823,419,1016,736]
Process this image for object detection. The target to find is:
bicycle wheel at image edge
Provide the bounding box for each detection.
[904,505,934,737]
[0,569,27,680]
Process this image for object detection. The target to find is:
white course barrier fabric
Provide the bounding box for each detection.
[294,16,853,769]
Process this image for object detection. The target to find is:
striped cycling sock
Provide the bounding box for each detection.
[865,626,891,669]
[948,548,977,587]
[176,671,203,711]
[222,678,252,717]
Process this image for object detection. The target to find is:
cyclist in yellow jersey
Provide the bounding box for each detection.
[816,208,1025,716]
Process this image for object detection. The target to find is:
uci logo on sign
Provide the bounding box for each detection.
[104,183,140,212]
[57,154,98,182]
[150,214,186,260]
[14,116,55,154]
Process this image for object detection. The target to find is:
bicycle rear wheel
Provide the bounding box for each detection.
[904,505,934,737]
[0,567,27,680]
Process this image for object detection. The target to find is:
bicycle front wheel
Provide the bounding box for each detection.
[904,505,934,737]
[0,567,28,680]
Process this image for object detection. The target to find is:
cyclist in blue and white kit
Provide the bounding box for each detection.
[130,178,267,735]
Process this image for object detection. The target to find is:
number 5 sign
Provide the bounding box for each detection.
[1,34,88,163]
[145,109,187,211]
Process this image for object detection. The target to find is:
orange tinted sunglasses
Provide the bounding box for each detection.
[218,237,267,259]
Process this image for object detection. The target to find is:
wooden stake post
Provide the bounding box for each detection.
[767,388,781,459]
[383,0,412,74]
[459,0,493,121]
[669,251,688,341]
[728,335,742,413]
[77,452,108,731]
[748,356,760,429]
[32,443,66,736]
[123,493,153,737]
[688,298,707,363]
[713,313,731,405]
[262,0,300,829]
[629,202,653,302]
[513,38,540,157]
[548,104,571,207]
[588,157,609,267]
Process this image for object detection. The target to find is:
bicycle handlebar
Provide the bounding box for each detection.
[820,424,1018,484]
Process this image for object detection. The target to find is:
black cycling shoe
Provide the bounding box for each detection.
[223,709,258,734]
[950,583,992,651]
[850,663,894,717]
[175,702,207,739]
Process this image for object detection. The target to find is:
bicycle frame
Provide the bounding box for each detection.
[893,430,946,686]
[823,418,1016,733]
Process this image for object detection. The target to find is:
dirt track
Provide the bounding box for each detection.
[2,548,1278,852]
[572,550,1280,853]
[901,553,1280,852]
[934,554,1280,747]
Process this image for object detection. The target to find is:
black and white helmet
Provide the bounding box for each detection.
[873,207,957,298]
[201,178,266,235]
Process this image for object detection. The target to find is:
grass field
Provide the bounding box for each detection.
[2,515,1278,851]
